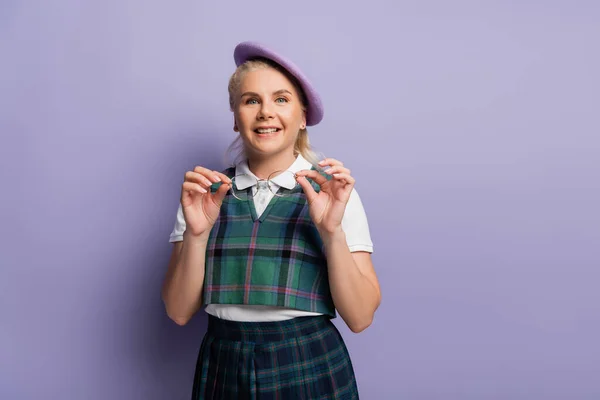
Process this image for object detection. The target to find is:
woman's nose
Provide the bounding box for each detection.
[258,101,275,119]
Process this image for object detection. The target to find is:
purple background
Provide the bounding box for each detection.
[2,1,599,399]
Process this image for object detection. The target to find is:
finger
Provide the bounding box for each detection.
[182,181,207,194]
[296,176,318,204]
[323,166,351,176]
[331,173,356,185]
[211,181,231,207]
[192,166,229,184]
[295,169,328,186]
[318,158,344,168]
[213,170,233,184]
[185,171,214,188]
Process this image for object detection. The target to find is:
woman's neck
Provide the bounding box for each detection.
[246,150,297,179]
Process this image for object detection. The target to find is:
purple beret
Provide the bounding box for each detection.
[233,41,324,126]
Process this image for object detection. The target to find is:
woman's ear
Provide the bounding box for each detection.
[233,117,239,132]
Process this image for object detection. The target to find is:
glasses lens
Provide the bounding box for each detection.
[268,170,299,197]
[230,174,256,200]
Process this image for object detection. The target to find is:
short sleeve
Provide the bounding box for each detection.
[168,203,186,243]
[341,189,374,253]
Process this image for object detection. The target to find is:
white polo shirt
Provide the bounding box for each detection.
[169,154,373,321]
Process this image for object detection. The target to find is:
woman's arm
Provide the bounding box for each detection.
[162,167,231,326]
[322,229,381,333]
[295,158,381,333]
[161,231,210,325]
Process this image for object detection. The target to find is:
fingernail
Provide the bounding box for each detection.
[214,176,221,182]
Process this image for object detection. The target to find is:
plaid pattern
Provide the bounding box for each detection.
[192,315,359,399]
[203,167,336,317]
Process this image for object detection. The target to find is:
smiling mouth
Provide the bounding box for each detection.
[254,128,281,134]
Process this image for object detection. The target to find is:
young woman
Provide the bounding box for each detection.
[162,41,381,399]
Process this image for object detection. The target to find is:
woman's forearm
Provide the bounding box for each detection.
[322,228,380,333]
[162,231,210,325]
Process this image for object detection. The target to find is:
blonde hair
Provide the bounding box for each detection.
[225,58,321,167]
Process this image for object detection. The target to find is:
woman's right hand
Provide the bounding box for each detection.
[180,166,232,238]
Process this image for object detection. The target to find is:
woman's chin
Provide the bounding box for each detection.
[246,142,294,159]
[241,133,296,158]
[249,137,285,152]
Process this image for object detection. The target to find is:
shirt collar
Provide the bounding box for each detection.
[234,154,313,190]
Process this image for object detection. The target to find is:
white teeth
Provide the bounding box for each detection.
[257,128,278,133]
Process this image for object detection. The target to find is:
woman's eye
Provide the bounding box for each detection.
[275,97,288,103]
[246,98,259,105]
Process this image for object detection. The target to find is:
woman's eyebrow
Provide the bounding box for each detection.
[240,91,259,98]
[240,89,293,98]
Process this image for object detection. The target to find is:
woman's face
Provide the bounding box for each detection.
[233,67,306,159]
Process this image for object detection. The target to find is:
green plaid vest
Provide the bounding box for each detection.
[203,167,335,317]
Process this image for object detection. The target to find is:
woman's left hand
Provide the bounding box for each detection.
[295,158,355,235]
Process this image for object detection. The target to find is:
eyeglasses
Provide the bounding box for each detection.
[229,170,299,201]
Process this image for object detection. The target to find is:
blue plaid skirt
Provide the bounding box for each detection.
[191,314,359,399]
